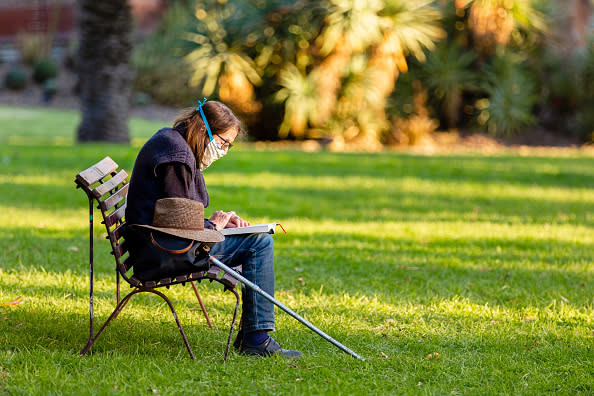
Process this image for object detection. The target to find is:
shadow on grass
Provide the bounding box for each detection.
[216,151,594,189]
[0,281,592,389]
[2,144,594,187]
[2,230,591,314]
[1,180,592,227]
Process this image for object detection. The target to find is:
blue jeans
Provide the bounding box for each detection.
[209,233,275,333]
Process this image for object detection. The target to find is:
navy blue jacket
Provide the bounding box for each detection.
[125,127,210,226]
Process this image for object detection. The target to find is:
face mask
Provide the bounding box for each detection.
[200,138,226,171]
[196,97,227,171]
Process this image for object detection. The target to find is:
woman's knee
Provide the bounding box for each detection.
[252,233,274,252]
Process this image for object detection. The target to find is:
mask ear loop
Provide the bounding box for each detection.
[196,98,214,141]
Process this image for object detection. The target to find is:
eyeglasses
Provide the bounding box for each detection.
[215,134,234,150]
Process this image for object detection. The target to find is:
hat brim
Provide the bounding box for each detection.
[135,225,224,243]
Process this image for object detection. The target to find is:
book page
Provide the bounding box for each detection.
[220,222,278,236]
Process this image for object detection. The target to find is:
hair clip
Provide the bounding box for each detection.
[195,97,207,112]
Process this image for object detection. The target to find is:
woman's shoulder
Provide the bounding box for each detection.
[151,127,180,141]
[144,127,189,150]
[144,128,196,170]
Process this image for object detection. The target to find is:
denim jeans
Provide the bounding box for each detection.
[209,233,275,333]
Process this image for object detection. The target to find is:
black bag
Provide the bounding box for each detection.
[125,225,212,282]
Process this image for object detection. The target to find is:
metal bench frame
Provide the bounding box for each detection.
[75,156,240,360]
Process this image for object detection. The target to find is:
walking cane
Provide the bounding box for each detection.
[209,256,366,361]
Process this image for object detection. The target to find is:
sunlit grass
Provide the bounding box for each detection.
[0,106,592,394]
[0,104,156,144]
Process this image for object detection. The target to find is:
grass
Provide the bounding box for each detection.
[0,105,593,395]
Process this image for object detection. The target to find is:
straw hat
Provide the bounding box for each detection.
[135,198,224,243]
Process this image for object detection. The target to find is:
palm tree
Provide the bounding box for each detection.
[184,0,443,145]
[479,53,537,136]
[455,0,546,55]
[274,64,318,137]
[77,0,133,143]
[185,2,263,119]
[363,0,444,139]
[312,0,384,126]
[421,43,477,128]
[311,0,443,145]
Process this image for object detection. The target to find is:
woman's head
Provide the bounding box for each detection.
[173,101,244,168]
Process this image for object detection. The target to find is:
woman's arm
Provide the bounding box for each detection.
[156,162,216,230]
[155,162,250,230]
[156,162,192,198]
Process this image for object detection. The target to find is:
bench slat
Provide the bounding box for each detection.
[93,170,129,199]
[76,157,118,187]
[222,273,240,287]
[121,256,132,273]
[104,204,127,228]
[112,222,127,242]
[160,278,172,285]
[112,240,128,259]
[206,266,223,281]
[128,276,141,287]
[100,184,129,213]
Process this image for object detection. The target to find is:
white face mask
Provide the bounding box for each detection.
[200,138,226,170]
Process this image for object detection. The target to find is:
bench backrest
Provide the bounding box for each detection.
[75,156,132,279]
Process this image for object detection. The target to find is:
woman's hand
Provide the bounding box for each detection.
[209,210,250,230]
[228,213,250,228]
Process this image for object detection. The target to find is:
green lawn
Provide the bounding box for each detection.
[0,105,592,395]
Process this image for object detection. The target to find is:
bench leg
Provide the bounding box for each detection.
[223,287,240,362]
[191,281,212,329]
[149,289,195,360]
[80,288,196,360]
[81,288,139,356]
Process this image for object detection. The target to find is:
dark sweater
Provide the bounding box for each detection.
[125,127,214,229]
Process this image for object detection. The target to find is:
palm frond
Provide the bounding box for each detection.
[274,65,319,137]
[478,53,537,136]
[318,0,384,55]
[380,0,445,62]
[184,3,262,96]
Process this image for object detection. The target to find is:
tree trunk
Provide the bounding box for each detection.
[567,0,592,52]
[551,0,593,57]
[76,0,133,143]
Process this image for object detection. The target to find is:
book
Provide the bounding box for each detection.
[220,222,283,236]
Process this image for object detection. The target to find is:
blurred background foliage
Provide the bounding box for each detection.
[131,0,594,148]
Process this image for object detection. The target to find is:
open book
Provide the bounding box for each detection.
[220,222,284,236]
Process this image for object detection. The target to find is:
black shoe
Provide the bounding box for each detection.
[240,336,302,358]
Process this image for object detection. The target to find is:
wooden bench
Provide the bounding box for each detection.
[75,156,240,360]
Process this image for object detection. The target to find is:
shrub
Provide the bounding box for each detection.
[4,67,27,90]
[33,58,58,83]
[387,80,438,146]
[42,78,58,102]
[17,33,50,65]
[477,53,537,136]
[43,78,58,95]
[134,92,152,106]
[132,1,199,107]
[420,43,478,128]
[133,62,200,107]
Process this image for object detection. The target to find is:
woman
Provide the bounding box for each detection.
[125,99,301,358]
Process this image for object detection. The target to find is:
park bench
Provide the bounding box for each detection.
[75,156,240,361]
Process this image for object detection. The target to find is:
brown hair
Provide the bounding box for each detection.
[172,101,244,168]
